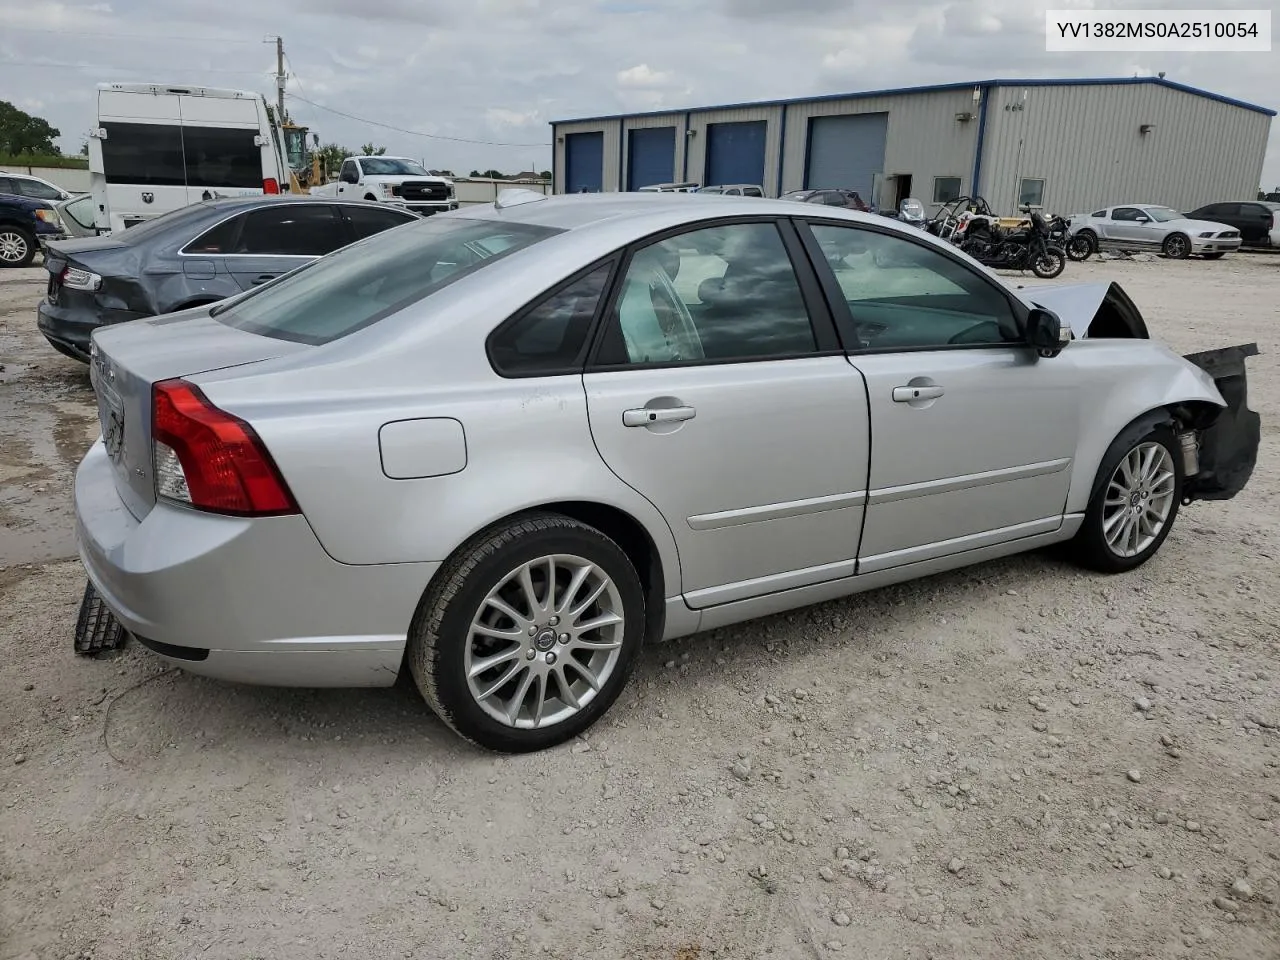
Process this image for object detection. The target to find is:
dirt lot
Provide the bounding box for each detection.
[2,253,1279,960]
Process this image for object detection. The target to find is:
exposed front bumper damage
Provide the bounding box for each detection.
[1181,342,1260,502]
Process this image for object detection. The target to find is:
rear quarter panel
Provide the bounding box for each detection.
[1062,339,1223,513]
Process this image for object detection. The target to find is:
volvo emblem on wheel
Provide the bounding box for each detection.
[534,628,558,652]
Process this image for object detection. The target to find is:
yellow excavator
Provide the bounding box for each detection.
[281,120,326,194]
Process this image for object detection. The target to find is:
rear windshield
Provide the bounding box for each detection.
[212,216,559,345]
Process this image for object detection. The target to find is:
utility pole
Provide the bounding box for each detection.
[275,36,287,125]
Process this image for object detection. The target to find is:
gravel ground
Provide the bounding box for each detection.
[1,253,1278,960]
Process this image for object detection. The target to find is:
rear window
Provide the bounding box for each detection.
[101,122,185,187]
[212,216,559,345]
[183,126,263,189]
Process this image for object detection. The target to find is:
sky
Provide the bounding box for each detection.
[2,0,1277,186]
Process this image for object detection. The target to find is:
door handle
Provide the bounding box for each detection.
[251,274,278,285]
[892,384,944,403]
[623,405,696,427]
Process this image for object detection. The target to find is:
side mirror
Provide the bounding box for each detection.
[1027,307,1070,357]
[1134,215,1149,223]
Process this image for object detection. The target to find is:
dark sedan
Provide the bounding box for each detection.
[1184,201,1280,248]
[37,196,418,362]
[780,188,870,212]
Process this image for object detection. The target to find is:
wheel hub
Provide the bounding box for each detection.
[533,627,558,652]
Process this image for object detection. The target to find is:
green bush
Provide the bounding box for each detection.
[0,153,89,170]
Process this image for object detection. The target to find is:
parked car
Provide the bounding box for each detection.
[38,196,418,361]
[781,188,870,212]
[1184,201,1280,248]
[636,182,700,193]
[0,172,80,203]
[56,193,101,239]
[1067,204,1241,259]
[699,184,764,197]
[0,194,67,267]
[76,191,1258,753]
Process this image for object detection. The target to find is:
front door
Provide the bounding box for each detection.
[798,219,1080,572]
[583,219,870,608]
[1103,206,1148,244]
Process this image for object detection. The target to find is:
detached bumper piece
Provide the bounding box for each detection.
[74,581,127,655]
[1182,343,1261,502]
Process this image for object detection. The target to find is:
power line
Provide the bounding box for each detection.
[0,58,269,76]
[4,26,261,44]
[285,92,552,147]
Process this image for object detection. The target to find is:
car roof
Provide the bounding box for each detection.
[448,191,889,233]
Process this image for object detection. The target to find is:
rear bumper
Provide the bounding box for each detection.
[74,441,437,687]
[37,299,145,363]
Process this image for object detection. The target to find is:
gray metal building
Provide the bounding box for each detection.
[550,77,1274,216]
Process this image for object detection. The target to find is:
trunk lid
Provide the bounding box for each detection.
[89,313,310,520]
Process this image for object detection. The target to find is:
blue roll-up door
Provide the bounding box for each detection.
[626,127,676,190]
[704,120,766,188]
[804,113,888,199]
[564,132,604,193]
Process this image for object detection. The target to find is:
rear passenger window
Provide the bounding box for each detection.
[236,205,348,256]
[488,262,613,376]
[182,127,263,189]
[185,215,243,254]
[101,122,185,186]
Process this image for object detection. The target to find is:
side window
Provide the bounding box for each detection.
[744,187,763,197]
[1018,178,1045,207]
[340,160,357,182]
[63,195,98,230]
[933,177,962,204]
[808,223,1019,351]
[1091,209,1106,217]
[235,205,348,256]
[0,177,13,194]
[1111,207,1139,221]
[344,205,416,240]
[184,214,244,254]
[18,178,62,200]
[181,126,263,189]
[606,221,817,365]
[101,122,185,186]
[1211,203,1241,218]
[489,262,613,376]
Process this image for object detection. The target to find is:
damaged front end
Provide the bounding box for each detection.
[1175,343,1261,502]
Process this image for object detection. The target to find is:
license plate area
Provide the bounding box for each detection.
[98,380,126,462]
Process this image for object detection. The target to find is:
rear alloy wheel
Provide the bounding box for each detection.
[1162,233,1191,259]
[407,514,646,752]
[1069,424,1183,573]
[0,227,35,268]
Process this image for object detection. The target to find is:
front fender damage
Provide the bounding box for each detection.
[1180,343,1260,502]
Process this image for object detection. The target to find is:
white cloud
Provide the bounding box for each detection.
[0,0,1273,187]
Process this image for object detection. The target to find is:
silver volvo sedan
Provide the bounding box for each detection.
[76,191,1260,752]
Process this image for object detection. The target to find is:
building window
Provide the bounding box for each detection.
[1018,178,1046,207]
[933,177,962,204]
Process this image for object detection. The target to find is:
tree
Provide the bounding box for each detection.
[481,169,506,179]
[0,101,60,155]
[315,142,351,177]
[360,143,387,156]
[469,170,482,178]
[539,170,552,180]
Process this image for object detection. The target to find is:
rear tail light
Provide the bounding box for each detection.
[151,379,298,517]
[263,178,280,194]
[61,265,102,292]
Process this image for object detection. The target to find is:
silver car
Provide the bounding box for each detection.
[1068,204,1242,259]
[76,191,1260,753]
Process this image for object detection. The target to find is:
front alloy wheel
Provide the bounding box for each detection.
[1162,233,1191,259]
[408,513,645,752]
[1069,423,1183,573]
[0,228,34,267]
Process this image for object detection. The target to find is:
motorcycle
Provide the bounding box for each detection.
[958,210,1066,279]
[924,195,996,242]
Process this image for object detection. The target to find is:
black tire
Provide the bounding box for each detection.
[1202,252,1226,260]
[1068,421,1184,574]
[1162,233,1191,259]
[1031,245,1066,279]
[74,582,127,655]
[1066,233,1094,261]
[407,513,647,753]
[0,225,36,268]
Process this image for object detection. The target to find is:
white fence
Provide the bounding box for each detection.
[1,165,91,193]
[453,178,551,206]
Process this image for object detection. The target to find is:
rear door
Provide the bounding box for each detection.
[583,217,870,608]
[221,204,350,290]
[1235,203,1272,244]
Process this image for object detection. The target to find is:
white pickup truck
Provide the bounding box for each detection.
[312,156,458,215]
